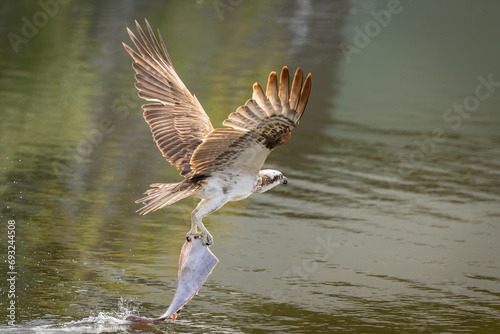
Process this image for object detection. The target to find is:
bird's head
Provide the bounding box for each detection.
[255,169,288,193]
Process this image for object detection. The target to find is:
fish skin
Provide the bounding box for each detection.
[125,238,219,323]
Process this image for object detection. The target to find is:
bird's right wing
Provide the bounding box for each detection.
[123,20,214,176]
[188,67,312,177]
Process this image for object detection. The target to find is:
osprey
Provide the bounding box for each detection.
[124,20,312,245]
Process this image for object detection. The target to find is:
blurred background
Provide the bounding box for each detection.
[1,0,499,333]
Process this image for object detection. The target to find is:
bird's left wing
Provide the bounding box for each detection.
[123,20,214,176]
[188,67,312,177]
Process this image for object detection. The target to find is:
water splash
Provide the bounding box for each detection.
[31,297,142,334]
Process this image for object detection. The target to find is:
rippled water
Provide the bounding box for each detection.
[1,0,500,333]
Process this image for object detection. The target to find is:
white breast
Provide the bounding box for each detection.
[197,172,259,202]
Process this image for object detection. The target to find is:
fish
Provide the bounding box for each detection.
[125,237,219,323]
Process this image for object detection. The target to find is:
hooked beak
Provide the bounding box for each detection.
[280,177,288,185]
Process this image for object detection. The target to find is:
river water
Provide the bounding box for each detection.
[1,1,499,333]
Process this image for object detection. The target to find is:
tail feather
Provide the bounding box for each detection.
[135,181,199,215]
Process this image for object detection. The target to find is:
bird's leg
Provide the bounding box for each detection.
[186,199,206,242]
[186,217,200,242]
[186,197,229,246]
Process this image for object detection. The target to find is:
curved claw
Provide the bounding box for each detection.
[203,231,213,246]
[186,232,202,242]
[186,231,213,246]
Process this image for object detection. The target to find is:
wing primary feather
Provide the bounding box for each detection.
[127,33,169,84]
[155,24,173,65]
[141,30,173,82]
[252,83,274,116]
[279,66,291,114]
[122,42,141,62]
[134,20,157,59]
[145,19,167,63]
[125,30,155,67]
[131,22,173,88]
[289,68,303,111]
[296,73,312,122]
[127,27,152,61]
[266,71,280,113]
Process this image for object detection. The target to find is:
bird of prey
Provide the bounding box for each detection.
[123,20,312,245]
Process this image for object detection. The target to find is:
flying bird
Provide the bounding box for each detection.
[123,20,312,245]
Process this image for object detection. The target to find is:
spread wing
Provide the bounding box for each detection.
[123,20,214,176]
[188,67,312,177]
